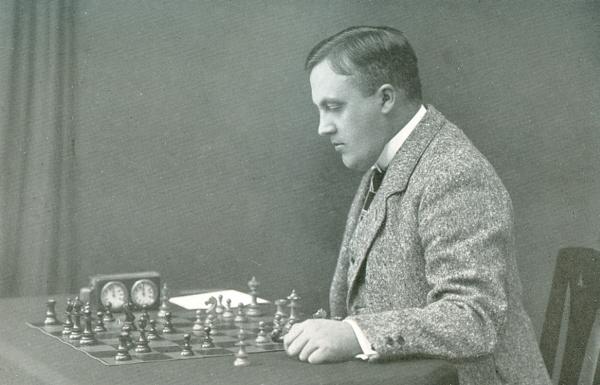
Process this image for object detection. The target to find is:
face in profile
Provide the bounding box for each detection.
[309,60,388,171]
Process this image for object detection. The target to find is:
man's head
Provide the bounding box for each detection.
[306,26,422,171]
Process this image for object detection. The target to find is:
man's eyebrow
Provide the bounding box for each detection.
[316,98,344,108]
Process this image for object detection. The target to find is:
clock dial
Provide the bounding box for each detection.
[130,279,159,308]
[100,281,128,311]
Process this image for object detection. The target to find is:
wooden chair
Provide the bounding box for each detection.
[540,247,600,385]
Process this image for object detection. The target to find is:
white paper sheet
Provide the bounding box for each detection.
[169,289,270,310]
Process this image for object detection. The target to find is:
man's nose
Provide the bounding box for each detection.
[318,115,336,136]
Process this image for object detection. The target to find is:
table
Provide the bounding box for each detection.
[0,296,459,385]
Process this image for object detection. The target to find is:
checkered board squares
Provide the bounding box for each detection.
[27,309,284,366]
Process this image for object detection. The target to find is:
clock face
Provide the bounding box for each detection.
[100,281,128,311]
[130,279,159,308]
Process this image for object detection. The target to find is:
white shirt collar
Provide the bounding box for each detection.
[375,104,426,171]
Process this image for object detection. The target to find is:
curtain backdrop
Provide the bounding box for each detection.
[0,0,77,296]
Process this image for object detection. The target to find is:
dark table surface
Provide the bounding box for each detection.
[0,296,459,385]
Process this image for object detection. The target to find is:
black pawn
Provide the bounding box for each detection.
[270,314,283,343]
[94,311,107,332]
[62,298,74,336]
[201,326,214,348]
[147,319,159,340]
[80,309,96,345]
[122,324,134,349]
[135,321,151,353]
[69,311,82,340]
[44,299,59,325]
[123,303,137,331]
[181,333,194,357]
[115,333,131,361]
[162,311,175,334]
[103,302,114,323]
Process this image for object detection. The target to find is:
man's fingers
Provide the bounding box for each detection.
[285,333,309,357]
[307,347,329,364]
[298,342,319,362]
[283,322,303,349]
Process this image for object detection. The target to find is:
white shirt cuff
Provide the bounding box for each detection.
[343,318,377,360]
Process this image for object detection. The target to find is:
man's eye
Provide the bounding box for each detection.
[326,104,341,111]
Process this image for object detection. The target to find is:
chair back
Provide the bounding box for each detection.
[540,247,600,385]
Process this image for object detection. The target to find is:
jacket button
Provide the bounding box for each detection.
[395,335,405,345]
[385,337,394,347]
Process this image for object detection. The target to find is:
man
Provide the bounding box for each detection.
[283,26,551,385]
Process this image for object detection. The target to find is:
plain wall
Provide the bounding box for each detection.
[71,1,600,334]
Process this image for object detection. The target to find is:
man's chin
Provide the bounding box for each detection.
[341,156,370,172]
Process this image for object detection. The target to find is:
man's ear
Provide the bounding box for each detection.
[377,84,397,114]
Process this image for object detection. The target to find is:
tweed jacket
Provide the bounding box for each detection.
[330,106,551,385]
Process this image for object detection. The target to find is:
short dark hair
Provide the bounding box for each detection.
[305,26,422,102]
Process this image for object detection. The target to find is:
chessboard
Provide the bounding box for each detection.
[27,293,303,366]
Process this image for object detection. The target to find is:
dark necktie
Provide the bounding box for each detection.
[362,166,385,213]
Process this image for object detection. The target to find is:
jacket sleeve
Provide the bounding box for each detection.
[347,159,512,360]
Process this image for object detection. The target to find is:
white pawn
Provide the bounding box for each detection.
[215,294,225,314]
[234,303,248,323]
[233,328,250,367]
[222,298,234,319]
[192,309,204,332]
[255,321,269,344]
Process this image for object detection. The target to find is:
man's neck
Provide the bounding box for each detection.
[389,102,421,138]
[376,103,426,170]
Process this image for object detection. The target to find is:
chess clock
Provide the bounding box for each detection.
[80,271,161,312]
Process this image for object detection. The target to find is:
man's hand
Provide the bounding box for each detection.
[283,319,362,363]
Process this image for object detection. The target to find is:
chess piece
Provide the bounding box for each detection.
[103,302,115,323]
[222,298,234,319]
[147,319,159,340]
[62,298,74,335]
[255,321,269,344]
[115,333,132,361]
[94,311,107,332]
[283,290,300,335]
[234,303,248,323]
[121,324,135,349]
[204,312,216,331]
[312,308,328,319]
[157,282,170,320]
[83,301,92,314]
[140,307,150,323]
[287,290,300,323]
[80,308,97,345]
[122,302,137,331]
[192,309,204,332]
[233,328,250,367]
[44,299,59,325]
[135,319,151,353]
[162,311,175,334]
[201,326,214,348]
[283,317,297,336]
[215,294,225,314]
[181,333,194,356]
[246,276,262,317]
[69,305,83,340]
[274,299,288,318]
[270,314,283,343]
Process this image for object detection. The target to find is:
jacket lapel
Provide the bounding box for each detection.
[345,106,445,307]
